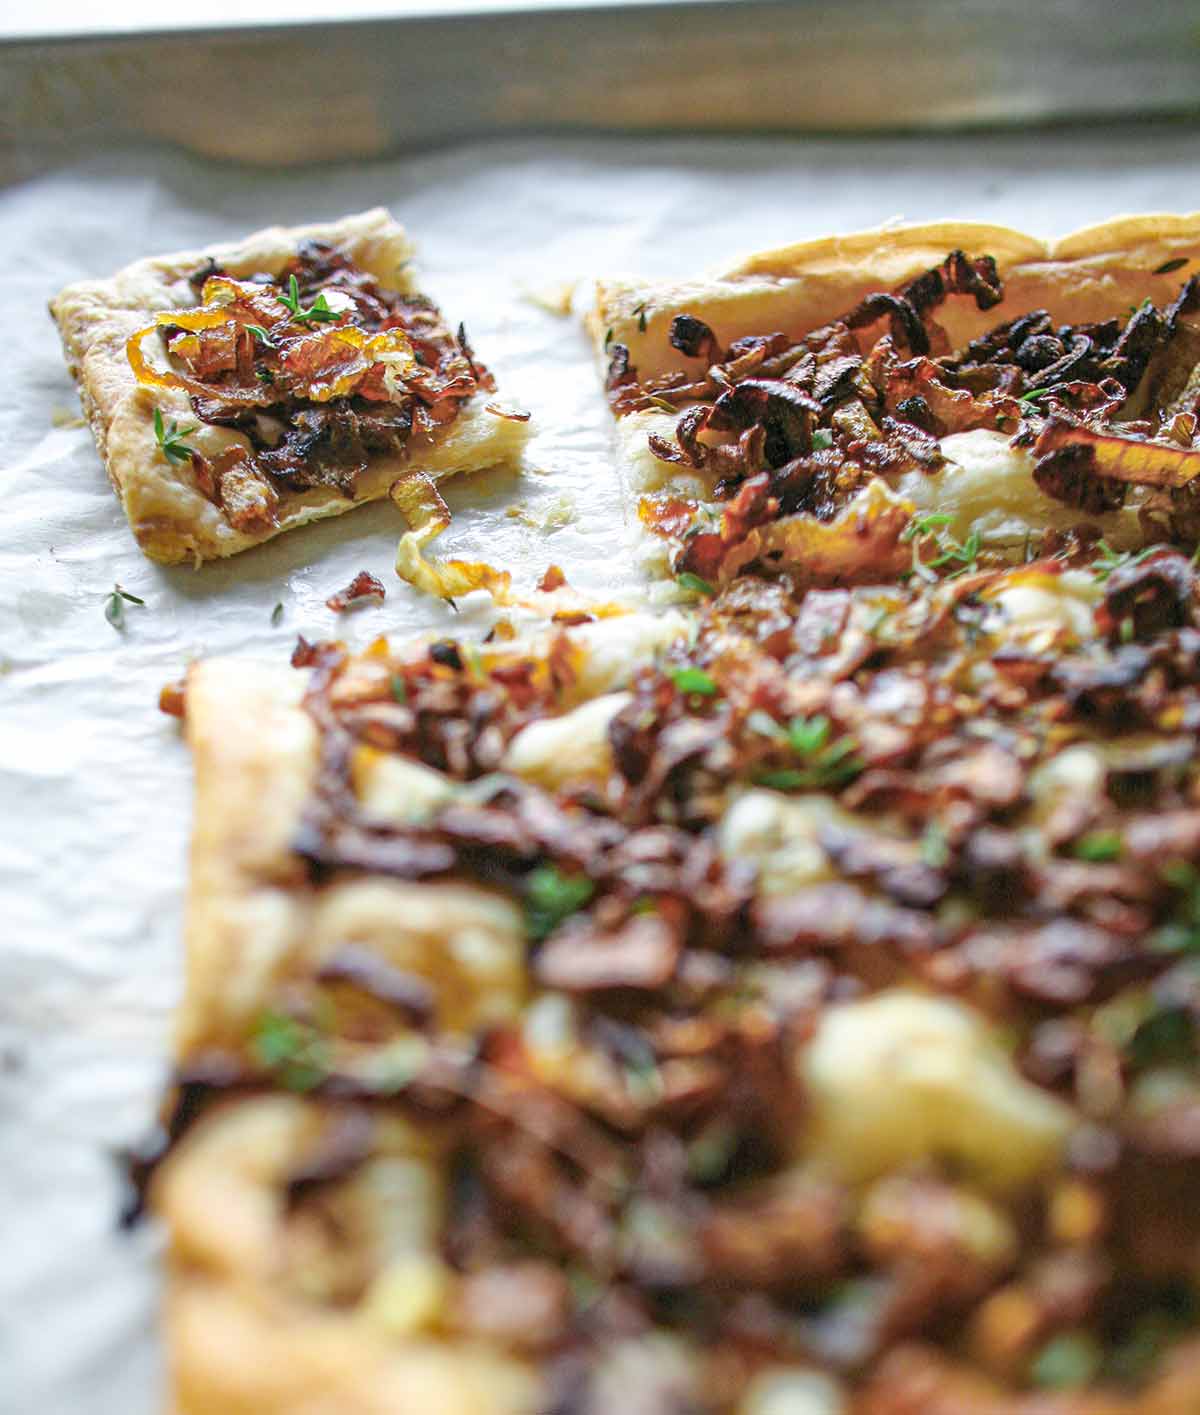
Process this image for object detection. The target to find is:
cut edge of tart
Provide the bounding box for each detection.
[588,214,1200,596]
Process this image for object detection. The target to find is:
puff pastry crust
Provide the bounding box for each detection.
[51,209,530,565]
[592,214,1200,382]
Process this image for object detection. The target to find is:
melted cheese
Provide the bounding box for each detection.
[983,568,1102,644]
[567,611,688,697]
[740,1369,847,1415]
[502,692,630,788]
[800,990,1074,1191]
[899,428,1142,549]
[309,880,526,1034]
[352,747,458,824]
[1028,743,1106,819]
[718,789,870,895]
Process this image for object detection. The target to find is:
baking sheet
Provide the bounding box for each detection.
[4,124,1200,1414]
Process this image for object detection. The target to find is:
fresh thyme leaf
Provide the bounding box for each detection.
[245,324,275,346]
[390,674,408,704]
[250,1009,328,1091]
[901,513,952,543]
[635,302,648,333]
[1091,541,1156,582]
[903,513,979,578]
[676,571,715,597]
[525,865,595,941]
[788,714,831,755]
[920,821,950,869]
[669,666,718,696]
[153,406,198,465]
[105,584,145,630]
[753,716,862,791]
[1128,1003,1194,1069]
[604,327,614,349]
[1151,861,1200,954]
[811,429,834,451]
[752,768,811,791]
[645,395,678,414]
[1154,256,1189,275]
[1019,386,1049,408]
[1030,1333,1101,1390]
[1073,830,1122,863]
[279,273,340,326]
[270,601,284,626]
[256,368,275,384]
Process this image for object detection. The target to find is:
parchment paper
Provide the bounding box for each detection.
[4,124,1200,1415]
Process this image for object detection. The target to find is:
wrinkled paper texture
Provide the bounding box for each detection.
[2,125,1198,1414]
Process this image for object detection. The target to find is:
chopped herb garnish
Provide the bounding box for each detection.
[390,674,408,704]
[634,302,648,333]
[753,715,862,791]
[104,584,145,630]
[1151,861,1200,955]
[676,571,715,597]
[901,513,953,542]
[811,429,834,451]
[250,1009,328,1091]
[1073,830,1122,863]
[1091,541,1156,582]
[669,666,719,697]
[270,601,284,626]
[525,864,595,941]
[153,406,197,465]
[278,273,340,326]
[645,395,678,414]
[1154,256,1190,275]
[920,821,950,869]
[1030,1332,1101,1390]
[1128,1002,1194,1069]
[245,323,275,346]
[1018,386,1049,409]
[788,714,831,755]
[255,368,275,384]
[902,513,979,578]
[604,327,614,349]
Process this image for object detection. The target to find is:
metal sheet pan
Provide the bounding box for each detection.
[4,0,1200,181]
[4,5,1200,1413]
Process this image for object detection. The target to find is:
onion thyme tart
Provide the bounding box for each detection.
[51,209,530,570]
[134,552,1200,1412]
[589,217,1200,596]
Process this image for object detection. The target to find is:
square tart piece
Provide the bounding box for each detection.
[51,208,531,566]
[142,562,1200,1412]
[589,215,1200,591]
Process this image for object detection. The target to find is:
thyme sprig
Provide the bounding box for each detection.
[278,273,340,326]
[153,407,197,465]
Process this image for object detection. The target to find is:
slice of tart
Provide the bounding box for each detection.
[51,208,531,568]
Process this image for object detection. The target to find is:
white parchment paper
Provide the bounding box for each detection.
[3,124,1200,1415]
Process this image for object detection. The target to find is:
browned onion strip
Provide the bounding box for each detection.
[1035,417,1200,488]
